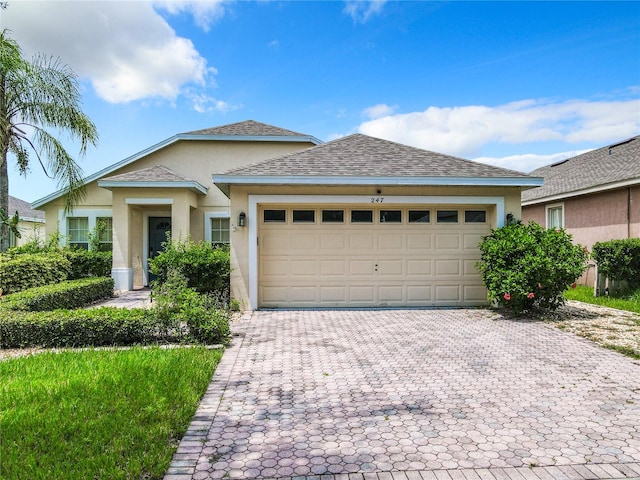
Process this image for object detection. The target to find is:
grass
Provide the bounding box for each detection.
[0,346,222,480]
[564,285,640,314]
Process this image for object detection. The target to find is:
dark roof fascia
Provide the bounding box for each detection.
[32,132,322,209]
[97,179,208,195]
[213,174,543,197]
[522,177,640,206]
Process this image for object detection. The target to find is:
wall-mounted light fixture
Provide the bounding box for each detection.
[506,213,514,225]
[238,211,246,227]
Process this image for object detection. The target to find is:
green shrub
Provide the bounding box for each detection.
[592,238,640,288]
[477,222,588,313]
[0,308,161,348]
[149,237,230,294]
[62,249,112,279]
[152,268,231,344]
[0,253,71,295]
[2,277,114,311]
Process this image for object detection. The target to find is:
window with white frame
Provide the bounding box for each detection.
[96,217,113,251]
[204,213,231,246]
[546,204,564,229]
[67,217,89,249]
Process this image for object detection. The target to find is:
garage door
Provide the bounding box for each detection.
[258,205,492,308]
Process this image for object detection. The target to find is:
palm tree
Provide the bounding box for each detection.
[0,29,98,251]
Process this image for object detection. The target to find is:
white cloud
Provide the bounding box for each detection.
[3,1,223,105]
[358,95,640,158]
[343,0,387,23]
[362,103,397,120]
[473,150,592,174]
[188,92,241,114]
[153,0,229,32]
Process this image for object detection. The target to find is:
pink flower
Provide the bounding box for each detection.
[571,282,577,289]
[527,292,535,299]
[503,293,511,301]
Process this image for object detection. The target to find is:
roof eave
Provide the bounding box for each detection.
[522,177,640,206]
[32,133,321,208]
[97,180,208,195]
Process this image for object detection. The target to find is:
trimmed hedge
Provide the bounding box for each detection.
[1,277,114,312]
[0,307,161,349]
[592,238,640,288]
[0,253,71,295]
[62,249,112,279]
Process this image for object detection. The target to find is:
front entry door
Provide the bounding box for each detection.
[148,217,172,284]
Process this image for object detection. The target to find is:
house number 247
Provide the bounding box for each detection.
[370,197,384,203]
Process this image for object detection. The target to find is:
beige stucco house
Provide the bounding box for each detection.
[521,136,640,284]
[33,120,542,309]
[8,195,46,247]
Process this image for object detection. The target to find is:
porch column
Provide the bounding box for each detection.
[171,191,197,243]
[111,191,133,290]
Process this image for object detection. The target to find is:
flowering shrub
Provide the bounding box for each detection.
[477,221,588,313]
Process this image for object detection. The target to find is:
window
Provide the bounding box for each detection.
[547,204,564,229]
[351,210,373,223]
[465,210,486,223]
[96,217,113,251]
[437,210,458,223]
[322,210,344,223]
[211,217,230,245]
[293,210,315,223]
[68,217,89,249]
[264,209,286,222]
[409,210,430,223]
[380,210,402,223]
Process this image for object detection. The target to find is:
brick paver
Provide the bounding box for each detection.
[165,309,640,480]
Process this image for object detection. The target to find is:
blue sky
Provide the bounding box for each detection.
[3,1,639,203]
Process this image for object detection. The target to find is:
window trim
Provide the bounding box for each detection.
[204,212,231,244]
[58,209,112,249]
[545,203,564,229]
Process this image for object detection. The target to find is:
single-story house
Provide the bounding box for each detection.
[33,120,542,309]
[7,195,46,247]
[521,136,640,283]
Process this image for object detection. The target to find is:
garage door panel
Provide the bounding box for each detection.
[378,259,403,276]
[259,204,490,307]
[436,233,461,250]
[407,233,432,251]
[407,259,432,276]
[320,259,346,275]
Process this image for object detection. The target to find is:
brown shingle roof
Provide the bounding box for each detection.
[8,195,45,221]
[185,120,310,137]
[101,165,195,183]
[522,136,640,203]
[222,133,532,178]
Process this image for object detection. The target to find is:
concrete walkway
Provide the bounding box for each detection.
[165,309,640,480]
[92,288,152,309]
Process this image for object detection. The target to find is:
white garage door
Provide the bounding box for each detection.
[258,205,492,308]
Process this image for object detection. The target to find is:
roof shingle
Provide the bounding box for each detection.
[522,136,640,203]
[101,165,196,183]
[8,195,45,221]
[221,133,532,178]
[184,120,310,138]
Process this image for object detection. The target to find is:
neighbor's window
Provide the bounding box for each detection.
[351,210,373,223]
[96,217,113,251]
[322,210,344,223]
[547,204,564,229]
[68,217,89,249]
[264,209,286,223]
[409,210,430,223]
[437,210,458,223]
[211,217,230,245]
[293,210,315,223]
[464,210,486,223]
[380,210,402,223]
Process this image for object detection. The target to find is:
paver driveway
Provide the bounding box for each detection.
[165,309,640,480]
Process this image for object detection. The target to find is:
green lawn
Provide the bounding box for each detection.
[0,346,222,480]
[564,284,640,314]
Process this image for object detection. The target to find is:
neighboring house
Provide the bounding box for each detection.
[33,120,541,309]
[7,195,46,248]
[521,136,640,283]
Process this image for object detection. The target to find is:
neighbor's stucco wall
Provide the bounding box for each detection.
[229,184,523,308]
[14,220,46,246]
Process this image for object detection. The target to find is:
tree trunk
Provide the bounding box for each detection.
[0,149,9,252]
